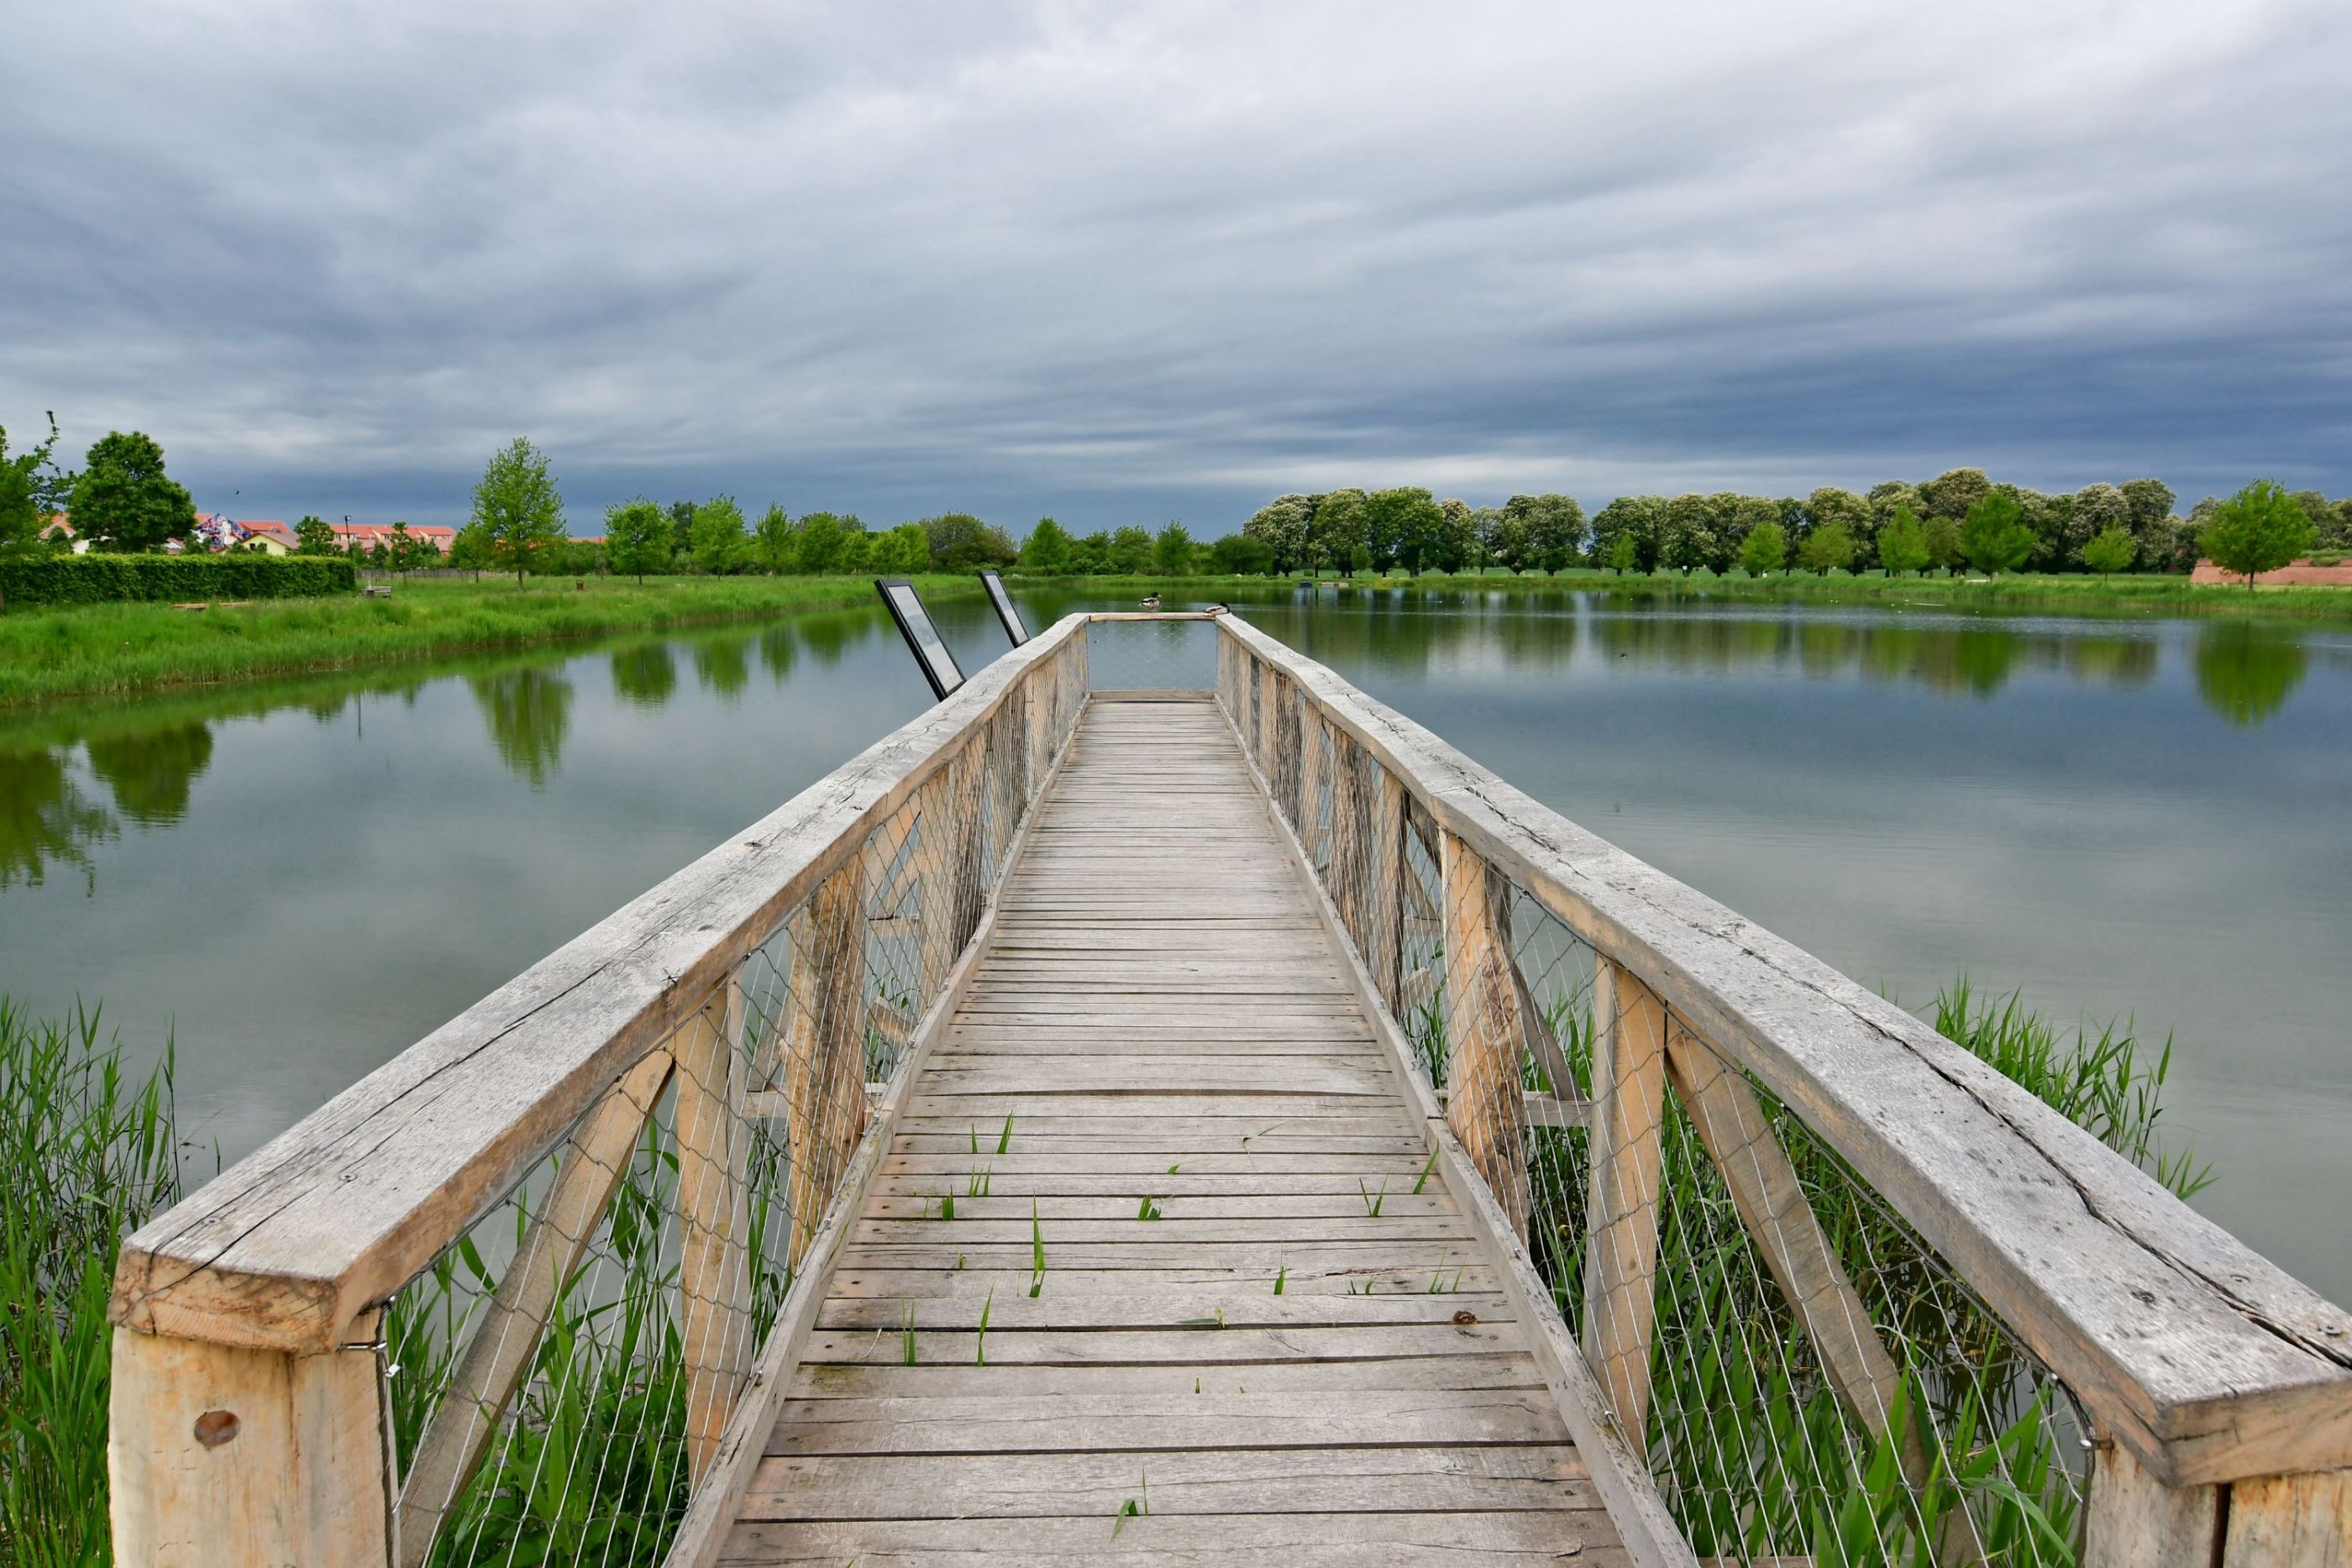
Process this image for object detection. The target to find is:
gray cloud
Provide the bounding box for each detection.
[3,0,2347,532]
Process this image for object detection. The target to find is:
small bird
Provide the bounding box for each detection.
[1205,602,1229,615]
[1140,592,1162,608]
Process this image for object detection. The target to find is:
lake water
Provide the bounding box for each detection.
[3,586,2346,1303]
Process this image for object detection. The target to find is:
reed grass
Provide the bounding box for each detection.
[0,1000,185,1568]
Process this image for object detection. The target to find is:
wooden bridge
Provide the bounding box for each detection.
[109,613,2351,1566]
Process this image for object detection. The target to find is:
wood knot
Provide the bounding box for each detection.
[1452,1309,1478,1326]
[192,1409,239,1450]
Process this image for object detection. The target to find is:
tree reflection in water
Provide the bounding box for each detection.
[2195,622,2309,726]
[690,632,751,699]
[468,668,574,789]
[0,749,116,891]
[83,722,216,825]
[609,641,678,709]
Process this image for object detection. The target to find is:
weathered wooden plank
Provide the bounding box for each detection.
[816,1291,1511,1331]
[2082,1440,2218,1568]
[720,1513,1628,1565]
[782,1354,1535,1398]
[741,1445,1596,1520]
[1441,826,1533,1239]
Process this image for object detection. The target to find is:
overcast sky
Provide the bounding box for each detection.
[5,1,2347,534]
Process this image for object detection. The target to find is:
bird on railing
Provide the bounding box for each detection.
[1140,593,1162,608]
[1205,603,1229,616]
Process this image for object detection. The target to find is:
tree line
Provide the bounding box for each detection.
[8,425,2345,589]
[1237,474,2352,579]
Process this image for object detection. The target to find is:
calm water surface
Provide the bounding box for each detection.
[3,587,2346,1301]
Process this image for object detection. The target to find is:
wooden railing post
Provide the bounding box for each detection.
[110,1319,393,1566]
[675,981,752,1481]
[782,858,869,1268]
[1581,957,1669,1454]
[1439,828,1533,1238]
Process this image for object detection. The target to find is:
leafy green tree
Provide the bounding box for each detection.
[1109,526,1153,574]
[1798,520,1856,574]
[1242,496,1312,573]
[2119,478,2177,559]
[471,437,565,585]
[1514,494,1586,570]
[295,515,338,555]
[1589,496,1663,573]
[1308,489,1368,571]
[1347,543,1373,575]
[790,511,847,574]
[1924,514,1963,572]
[1607,533,1639,573]
[448,522,496,571]
[921,513,1017,571]
[1020,517,1073,574]
[1738,518,1787,575]
[870,522,931,574]
[690,496,748,574]
[2082,526,2136,580]
[1876,506,1930,575]
[69,431,196,551]
[1919,468,1992,525]
[605,497,672,582]
[1070,531,1111,574]
[754,505,795,573]
[1867,480,1924,532]
[1209,533,1273,574]
[1437,498,1480,572]
[0,414,71,557]
[2068,484,2129,571]
[1961,491,2035,574]
[1152,521,1194,574]
[835,520,872,574]
[1481,506,1530,573]
[667,501,697,558]
[1807,487,1873,564]
[2199,480,2314,588]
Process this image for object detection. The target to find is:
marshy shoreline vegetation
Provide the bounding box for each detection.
[0,978,2208,1564]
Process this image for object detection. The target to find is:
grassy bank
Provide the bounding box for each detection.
[0,574,989,708]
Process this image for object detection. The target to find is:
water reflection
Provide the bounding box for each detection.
[609,642,678,709]
[468,668,574,788]
[690,633,751,699]
[2195,623,2309,726]
[758,624,797,682]
[0,748,115,890]
[84,721,216,825]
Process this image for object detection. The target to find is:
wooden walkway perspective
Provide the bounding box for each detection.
[724,697,1623,1563]
[108,612,2352,1568]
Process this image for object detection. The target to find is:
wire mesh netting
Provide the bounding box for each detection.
[1080,613,1222,695]
[1226,642,2096,1566]
[377,648,1079,1568]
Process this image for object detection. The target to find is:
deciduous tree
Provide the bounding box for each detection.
[1876,506,1930,574]
[1798,520,1855,574]
[1961,490,2035,574]
[1020,516,1073,574]
[295,515,338,555]
[690,495,748,574]
[1738,519,1787,574]
[2199,480,2314,589]
[605,497,672,582]
[471,437,566,585]
[1242,496,1311,574]
[1152,520,1194,574]
[0,414,71,558]
[69,430,196,552]
[2081,526,2135,581]
[754,504,795,573]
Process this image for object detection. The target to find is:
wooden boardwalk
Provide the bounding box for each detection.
[721,697,1625,1565]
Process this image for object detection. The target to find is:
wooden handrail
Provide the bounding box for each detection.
[110,613,1091,1359]
[1214,613,2352,1492]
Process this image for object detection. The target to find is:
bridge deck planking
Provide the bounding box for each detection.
[722,697,1626,1564]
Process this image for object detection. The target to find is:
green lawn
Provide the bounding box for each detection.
[0,574,988,706]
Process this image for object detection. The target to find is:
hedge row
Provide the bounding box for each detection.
[0,553,359,607]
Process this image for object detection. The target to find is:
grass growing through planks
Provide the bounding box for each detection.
[1413,1148,1438,1194]
[1357,1177,1388,1217]
[1028,1199,1047,1297]
[1273,1265,1287,1295]
[1135,1194,1163,1221]
[0,1000,186,1568]
[974,1288,994,1366]
[901,1303,919,1366]
[1110,1472,1151,1539]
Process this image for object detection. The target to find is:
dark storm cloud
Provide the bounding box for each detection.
[3,0,2347,532]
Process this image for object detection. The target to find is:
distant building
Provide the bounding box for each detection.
[329,522,458,557]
